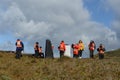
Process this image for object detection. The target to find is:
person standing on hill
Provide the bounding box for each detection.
[15,39,24,59]
[71,43,79,58]
[39,46,44,58]
[58,40,66,58]
[78,40,85,59]
[97,44,105,59]
[34,42,39,58]
[88,40,96,58]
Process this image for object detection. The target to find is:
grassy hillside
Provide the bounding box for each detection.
[0,49,120,80]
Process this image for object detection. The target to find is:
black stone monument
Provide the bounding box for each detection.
[45,39,54,58]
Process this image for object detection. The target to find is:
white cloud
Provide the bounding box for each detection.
[104,0,120,40]
[105,0,120,15]
[0,0,119,54]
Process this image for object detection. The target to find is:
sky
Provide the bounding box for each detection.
[0,0,120,57]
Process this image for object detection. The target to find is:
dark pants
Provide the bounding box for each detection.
[60,50,64,58]
[16,50,22,59]
[90,50,94,58]
[39,53,44,58]
[73,54,79,58]
[99,53,104,59]
[35,50,39,58]
[78,50,83,57]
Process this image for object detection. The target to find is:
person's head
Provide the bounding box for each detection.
[71,44,74,48]
[61,40,64,43]
[61,40,64,42]
[36,42,39,44]
[100,44,103,48]
[79,40,82,43]
[90,40,94,43]
[40,46,42,48]
[17,39,20,41]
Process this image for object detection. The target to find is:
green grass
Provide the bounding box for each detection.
[0,49,120,80]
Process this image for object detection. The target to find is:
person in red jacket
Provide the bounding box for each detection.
[97,44,105,59]
[58,40,66,58]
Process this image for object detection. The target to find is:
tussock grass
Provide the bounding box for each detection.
[0,50,120,80]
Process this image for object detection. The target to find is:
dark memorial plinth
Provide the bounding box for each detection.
[45,39,54,58]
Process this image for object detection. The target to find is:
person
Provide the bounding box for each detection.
[97,44,105,59]
[58,40,66,58]
[39,46,44,58]
[71,43,79,58]
[88,40,96,58]
[15,39,24,59]
[78,40,84,59]
[34,42,39,58]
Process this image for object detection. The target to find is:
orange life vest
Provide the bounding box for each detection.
[99,50,104,54]
[89,43,95,50]
[34,44,39,50]
[98,48,104,54]
[73,44,79,55]
[59,42,66,51]
[39,48,42,53]
[16,41,22,47]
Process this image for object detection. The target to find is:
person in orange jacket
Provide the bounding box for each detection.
[39,46,44,58]
[15,39,24,59]
[71,43,79,58]
[97,44,105,59]
[34,42,39,58]
[88,40,96,58]
[78,40,84,59]
[58,40,66,58]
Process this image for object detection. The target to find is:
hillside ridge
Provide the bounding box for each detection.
[0,49,120,80]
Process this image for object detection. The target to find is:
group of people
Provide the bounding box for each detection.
[34,42,44,58]
[58,40,106,59]
[15,39,44,59]
[15,39,106,59]
[71,40,85,58]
